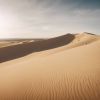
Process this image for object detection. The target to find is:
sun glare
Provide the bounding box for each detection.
[0,11,15,38]
[0,13,11,28]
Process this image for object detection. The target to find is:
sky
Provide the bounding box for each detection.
[0,0,100,38]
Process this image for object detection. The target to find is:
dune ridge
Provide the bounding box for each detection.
[37,32,100,56]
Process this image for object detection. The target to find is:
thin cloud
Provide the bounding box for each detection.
[0,0,100,38]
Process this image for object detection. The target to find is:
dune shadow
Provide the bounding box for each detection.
[0,34,75,63]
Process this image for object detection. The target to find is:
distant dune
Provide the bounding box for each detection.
[0,32,100,100]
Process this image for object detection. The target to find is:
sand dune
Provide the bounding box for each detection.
[0,39,44,48]
[0,32,100,100]
[0,34,74,63]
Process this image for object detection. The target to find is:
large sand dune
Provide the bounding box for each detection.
[0,32,100,100]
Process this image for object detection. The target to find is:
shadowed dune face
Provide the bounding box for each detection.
[0,34,75,63]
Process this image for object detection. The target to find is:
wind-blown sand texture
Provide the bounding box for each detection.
[0,32,100,100]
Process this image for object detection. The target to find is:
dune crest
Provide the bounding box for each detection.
[33,32,100,56]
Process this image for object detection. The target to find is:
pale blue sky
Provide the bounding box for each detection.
[0,0,100,38]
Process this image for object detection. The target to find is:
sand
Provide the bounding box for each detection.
[0,32,100,100]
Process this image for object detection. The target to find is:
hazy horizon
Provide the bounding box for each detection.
[0,0,100,38]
